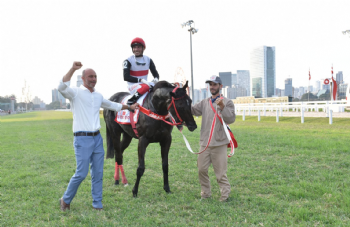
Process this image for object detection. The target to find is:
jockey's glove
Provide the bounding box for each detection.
[141,79,151,86]
[152,78,159,84]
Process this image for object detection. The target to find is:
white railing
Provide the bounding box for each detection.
[234,100,349,124]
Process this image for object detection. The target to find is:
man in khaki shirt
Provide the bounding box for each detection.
[191,76,236,202]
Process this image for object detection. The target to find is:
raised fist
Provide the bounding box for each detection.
[72,61,83,70]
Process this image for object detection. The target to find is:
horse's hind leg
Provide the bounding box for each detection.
[132,137,150,197]
[117,133,133,186]
[160,135,172,193]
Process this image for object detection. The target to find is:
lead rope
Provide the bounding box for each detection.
[174,99,235,157]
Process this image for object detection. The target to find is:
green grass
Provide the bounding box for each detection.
[1,111,350,226]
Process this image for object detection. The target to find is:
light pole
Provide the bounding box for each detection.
[182,20,198,103]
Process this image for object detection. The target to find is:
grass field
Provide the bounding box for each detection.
[1,111,350,226]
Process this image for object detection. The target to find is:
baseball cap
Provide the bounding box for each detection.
[205,76,222,84]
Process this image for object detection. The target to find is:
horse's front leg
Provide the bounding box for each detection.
[160,135,172,193]
[132,136,150,197]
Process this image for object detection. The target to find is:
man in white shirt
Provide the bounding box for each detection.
[58,61,138,211]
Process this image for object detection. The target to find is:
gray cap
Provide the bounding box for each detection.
[205,76,222,84]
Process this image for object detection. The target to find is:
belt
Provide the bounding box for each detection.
[74,130,100,137]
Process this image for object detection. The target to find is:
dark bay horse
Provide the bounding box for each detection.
[103,81,197,197]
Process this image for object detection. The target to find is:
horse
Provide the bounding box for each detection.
[103,81,197,197]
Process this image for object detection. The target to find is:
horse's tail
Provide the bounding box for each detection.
[104,109,115,159]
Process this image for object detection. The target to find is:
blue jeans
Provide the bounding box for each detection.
[62,133,104,209]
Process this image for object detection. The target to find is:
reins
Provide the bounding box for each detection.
[129,86,185,138]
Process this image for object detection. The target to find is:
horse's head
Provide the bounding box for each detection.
[168,81,197,132]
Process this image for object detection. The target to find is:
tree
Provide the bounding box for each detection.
[21,80,32,111]
[300,93,317,101]
[46,101,61,110]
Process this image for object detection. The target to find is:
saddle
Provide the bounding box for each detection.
[114,93,148,125]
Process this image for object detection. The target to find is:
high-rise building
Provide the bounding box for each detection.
[53,88,66,105]
[52,88,59,102]
[193,89,200,104]
[281,89,285,97]
[314,80,321,92]
[336,71,343,84]
[237,70,250,96]
[250,46,275,98]
[275,88,281,97]
[77,75,83,87]
[293,87,299,99]
[200,88,208,100]
[308,85,313,93]
[219,72,232,87]
[338,83,348,99]
[231,74,237,86]
[322,84,330,90]
[299,86,305,97]
[284,78,293,97]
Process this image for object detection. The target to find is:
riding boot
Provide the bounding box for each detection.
[127,92,141,106]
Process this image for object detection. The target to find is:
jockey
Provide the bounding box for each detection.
[124,37,159,105]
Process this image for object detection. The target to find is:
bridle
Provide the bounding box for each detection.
[167,86,187,125]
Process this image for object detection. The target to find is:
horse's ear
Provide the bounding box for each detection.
[170,92,176,97]
[183,81,189,89]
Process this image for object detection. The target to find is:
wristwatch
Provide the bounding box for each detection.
[127,104,132,111]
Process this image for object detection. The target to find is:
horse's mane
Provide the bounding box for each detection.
[153,81,175,91]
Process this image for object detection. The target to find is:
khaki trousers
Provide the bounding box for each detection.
[197,144,230,200]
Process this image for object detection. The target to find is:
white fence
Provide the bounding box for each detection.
[235,100,349,124]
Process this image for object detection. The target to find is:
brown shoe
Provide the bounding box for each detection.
[93,207,103,211]
[60,198,70,211]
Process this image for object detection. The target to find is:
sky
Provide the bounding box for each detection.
[1,0,350,104]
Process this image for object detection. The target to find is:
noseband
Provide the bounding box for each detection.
[167,86,186,124]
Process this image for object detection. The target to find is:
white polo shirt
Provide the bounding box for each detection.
[58,79,122,133]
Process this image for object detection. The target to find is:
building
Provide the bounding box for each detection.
[336,71,343,85]
[218,72,232,88]
[338,83,348,99]
[250,46,276,98]
[193,89,200,104]
[308,85,313,93]
[275,88,281,97]
[53,88,66,106]
[299,86,305,97]
[284,78,293,97]
[293,87,300,99]
[52,89,58,103]
[32,96,42,105]
[231,74,237,86]
[77,75,83,87]
[237,70,250,96]
[200,88,208,100]
[281,89,285,97]
[314,80,321,92]
[322,84,330,91]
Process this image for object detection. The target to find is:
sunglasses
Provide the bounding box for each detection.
[134,56,146,66]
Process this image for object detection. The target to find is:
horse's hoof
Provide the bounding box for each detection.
[124,183,129,187]
[166,190,172,194]
[132,189,138,197]
[164,186,171,193]
[115,180,119,185]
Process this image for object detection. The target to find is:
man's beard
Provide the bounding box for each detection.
[210,88,220,96]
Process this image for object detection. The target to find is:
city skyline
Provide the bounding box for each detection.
[1,0,350,103]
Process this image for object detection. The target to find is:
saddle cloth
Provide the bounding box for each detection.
[114,93,148,125]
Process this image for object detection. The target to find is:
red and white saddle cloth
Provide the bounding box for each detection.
[114,93,148,125]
